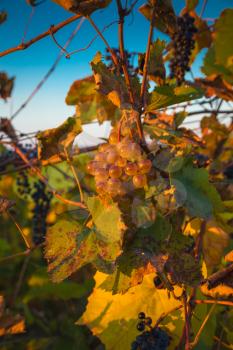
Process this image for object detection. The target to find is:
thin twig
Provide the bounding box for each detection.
[10,18,85,121]
[11,254,31,306]
[66,20,118,58]
[0,243,43,264]
[7,210,31,249]
[49,25,70,56]
[154,304,183,328]
[214,336,233,350]
[14,145,86,209]
[116,0,135,106]
[87,16,119,67]
[21,6,35,44]
[200,0,208,18]
[140,6,155,108]
[64,147,84,202]
[190,303,216,349]
[183,291,191,350]
[195,300,233,307]
[0,14,82,58]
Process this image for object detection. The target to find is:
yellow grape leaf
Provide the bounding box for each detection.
[0,315,25,336]
[52,0,112,15]
[225,250,233,263]
[78,272,184,350]
[37,116,82,165]
[201,283,233,298]
[202,221,229,269]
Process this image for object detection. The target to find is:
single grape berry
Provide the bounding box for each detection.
[145,317,152,326]
[138,312,146,320]
[137,321,145,332]
[153,276,164,289]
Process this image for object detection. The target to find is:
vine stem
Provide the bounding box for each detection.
[116,0,135,106]
[154,304,183,328]
[190,303,216,349]
[7,210,31,249]
[87,15,119,68]
[214,336,233,350]
[195,300,233,307]
[11,18,85,121]
[0,243,43,264]
[64,147,84,202]
[0,14,82,58]
[183,291,191,350]
[140,6,155,108]
[14,145,86,209]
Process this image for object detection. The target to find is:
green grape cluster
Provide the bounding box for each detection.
[86,130,152,198]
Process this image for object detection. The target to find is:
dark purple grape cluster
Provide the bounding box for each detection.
[137,312,153,332]
[132,319,170,350]
[169,13,197,85]
[105,47,136,76]
[31,180,52,245]
[16,171,31,198]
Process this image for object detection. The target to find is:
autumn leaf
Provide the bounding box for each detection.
[52,0,112,15]
[77,272,184,350]
[37,116,82,165]
[139,0,177,35]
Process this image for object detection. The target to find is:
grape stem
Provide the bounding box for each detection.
[7,210,31,249]
[116,0,136,107]
[13,145,86,209]
[190,303,216,349]
[140,6,155,108]
[64,147,84,203]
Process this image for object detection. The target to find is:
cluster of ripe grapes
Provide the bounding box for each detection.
[131,312,170,350]
[169,13,197,85]
[105,47,136,76]
[31,180,52,245]
[87,130,153,198]
[16,173,52,245]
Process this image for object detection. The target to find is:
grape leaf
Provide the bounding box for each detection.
[66,76,120,124]
[185,0,198,11]
[202,9,233,85]
[139,0,177,35]
[91,52,139,108]
[77,272,184,350]
[0,11,7,25]
[146,85,203,112]
[87,196,126,244]
[45,220,98,282]
[37,116,82,165]
[138,39,166,85]
[0,72,14,100]
[203,221,229,269]
[52,0,112,15]
[171,164,224,219]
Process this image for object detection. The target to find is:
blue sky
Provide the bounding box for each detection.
[0,0,232,136]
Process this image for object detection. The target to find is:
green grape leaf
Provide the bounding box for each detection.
[185,0,198,11]
[45,220,98,282]
[174,111,187,128]
[24,278,94,302]
[91,52,139,108]
[0,11,7,25]
[66,76,120,124]
[202,9,233,85]
[171,164,224,219]
[52,0,112,15]
[0,72,14,100]
[77,272,184,350]
[87,196,126,244]
[139,0,177,35]
[146,85,203,112]
[138,39,166,85]
[37,116,82,165]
